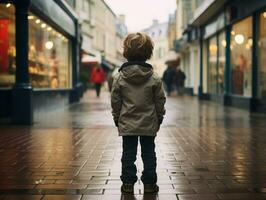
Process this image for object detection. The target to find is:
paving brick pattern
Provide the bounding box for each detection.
[0,91,266,199]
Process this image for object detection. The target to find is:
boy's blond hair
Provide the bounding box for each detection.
[123,32,154,62]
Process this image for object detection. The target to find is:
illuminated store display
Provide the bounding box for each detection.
[230,17,252,97]
[0,4,15,87]
[28,14,71,89]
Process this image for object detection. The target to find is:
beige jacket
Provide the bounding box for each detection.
[111,62,166,136]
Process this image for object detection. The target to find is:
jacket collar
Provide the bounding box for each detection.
[119,61,153,72]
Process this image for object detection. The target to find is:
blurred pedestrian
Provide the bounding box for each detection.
[90,65,105,97]
[175,68,186,95]
[111,32,166,194]
[162,66,176,96]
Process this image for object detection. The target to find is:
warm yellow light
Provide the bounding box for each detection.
[221,40,227,47]
[209,44,217,55]
[30,45,35,51]
[35,19,40,24]
[235,34,245,44]
[6,3,11,8]
[28,15,34,20]
[47,27,52,31]
[231,31,236,35]
[248,38,253,46]
[245,44,251,50]
[45,41,54,50]
[263,12,266,18]
[41,23,46,28]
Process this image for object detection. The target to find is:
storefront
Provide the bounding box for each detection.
[0,0,82,124]
[174,29,200,96]
[195,0,266,112]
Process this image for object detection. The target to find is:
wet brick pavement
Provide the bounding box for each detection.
[0,90,266,199]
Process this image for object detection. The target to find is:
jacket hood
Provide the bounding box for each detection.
[119,62,153,85]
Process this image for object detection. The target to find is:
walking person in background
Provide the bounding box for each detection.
[175,67,186,96]
[162,65,176,96]
[90,65,105,97]
[111,32,166,194]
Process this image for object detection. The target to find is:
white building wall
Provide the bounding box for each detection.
[190,45,200,95]
[143,22,169,77]
[92,0,117,64]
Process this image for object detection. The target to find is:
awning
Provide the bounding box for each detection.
[81,54,101,63]
[191,0,229,26]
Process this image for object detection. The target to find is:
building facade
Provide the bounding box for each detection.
[144,20,169,77]
[0,0,82,124]
[174,0,203,95]
[168,11,177,50]
[65,0,127,88]
[115,15,128,65]
[175,0,266,112]
[91,0,117,66]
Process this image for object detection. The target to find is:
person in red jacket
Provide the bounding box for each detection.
[90,65,105,97]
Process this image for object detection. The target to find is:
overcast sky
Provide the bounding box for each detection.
[105,0,176,32]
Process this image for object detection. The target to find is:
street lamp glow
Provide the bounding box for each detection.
[41,23,47,28]
[6,3,11,8]
[35,19,40,24]
[28,15,34,20]
[235,34,245,45]
[47,27,52,31]
[45,41,54,50]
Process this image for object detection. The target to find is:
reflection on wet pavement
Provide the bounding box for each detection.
[0,91,266,199]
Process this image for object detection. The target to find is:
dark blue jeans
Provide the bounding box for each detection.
[121,136,157,184]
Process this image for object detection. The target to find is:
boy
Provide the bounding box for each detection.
[111,32,166,194]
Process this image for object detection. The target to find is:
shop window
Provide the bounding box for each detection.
[203,42,208,93]
[230,17,252,97]
[218,32,226,93]
[28,13,71,89]
[258,11,266,99]
[0,4,15,87]
[208,37,218,93]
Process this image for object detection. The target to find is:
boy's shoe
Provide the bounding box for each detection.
[121,183,134,194]
[144,184,159,194]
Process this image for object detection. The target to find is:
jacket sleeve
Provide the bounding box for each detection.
[154,78,166,124]
[111,75,122,125]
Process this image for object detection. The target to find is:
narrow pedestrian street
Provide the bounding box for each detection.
[0,91,266,200]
